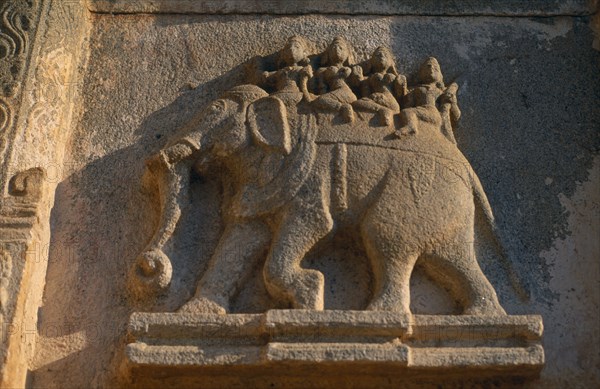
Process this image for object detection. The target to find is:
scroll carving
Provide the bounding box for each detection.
[0,167,46,387]
[0,1,87,387]
[0,1,43,356]
[0,0,31,97]
[0,0,40,196]
[0,98,12,160]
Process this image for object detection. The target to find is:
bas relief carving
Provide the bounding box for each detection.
[1,0,40,193]
[0,167,46,386]
[131,36,509,317]
[0,0,32,97]
[124,35,544,385]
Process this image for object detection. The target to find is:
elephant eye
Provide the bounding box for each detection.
[210,100,227,113]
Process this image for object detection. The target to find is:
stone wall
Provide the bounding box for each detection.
[0,1,598,388]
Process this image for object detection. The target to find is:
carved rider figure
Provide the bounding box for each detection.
[396,57,461,141]
[353,46,408,126]
[261,35,314,107]
[310,36,362,123]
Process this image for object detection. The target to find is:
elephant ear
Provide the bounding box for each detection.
[247,96,291,155]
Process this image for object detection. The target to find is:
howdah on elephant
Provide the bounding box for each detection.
[131,81,509,316]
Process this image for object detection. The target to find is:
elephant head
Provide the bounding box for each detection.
[183,84,317,219]
[130,85,316,299]
[185,84,292,176]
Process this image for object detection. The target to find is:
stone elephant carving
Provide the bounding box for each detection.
[132,83,509,316]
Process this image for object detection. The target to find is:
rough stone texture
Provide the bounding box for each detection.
[0,1,88,387]
[88,0,596,16]
[0,2,591,388]
[123,310,543,388]
[0,168,47,388]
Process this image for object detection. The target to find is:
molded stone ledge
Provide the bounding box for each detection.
[123,310,544,388]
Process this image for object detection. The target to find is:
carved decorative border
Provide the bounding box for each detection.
[0,1,32,97]
[0,167,46,388]
[0,0,44,196]
[0,0,88,387]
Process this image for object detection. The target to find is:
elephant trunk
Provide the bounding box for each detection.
[130,149,194,299]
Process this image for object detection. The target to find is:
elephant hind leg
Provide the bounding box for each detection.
[422,242,506,316]
[361,223,419,314]
[263,204,333,310]
[365,250,419,314]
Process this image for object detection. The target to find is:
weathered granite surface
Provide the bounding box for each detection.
[0,1,88,387]
[0,1,596,388]
[88,0,594,16]
[123,311,543,388]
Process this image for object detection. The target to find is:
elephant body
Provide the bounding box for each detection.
[134,85,505,316]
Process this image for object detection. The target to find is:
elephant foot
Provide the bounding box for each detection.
[463,297,506,316]
[366,298,410,315]
[177,296,227,315]
[340,104,355,124]
[394,124,416,137]
[290,269,325,310]
[378,110,394,127]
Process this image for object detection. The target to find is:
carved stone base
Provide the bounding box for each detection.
[122,310,543,388]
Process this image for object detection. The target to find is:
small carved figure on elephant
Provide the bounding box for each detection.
[396,57,461,140]
[352,46,408,126]
[261,35,315,107]
[133,80,508,318]
[310,36,362,123]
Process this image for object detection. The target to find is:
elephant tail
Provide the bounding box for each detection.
[469,168,530,301]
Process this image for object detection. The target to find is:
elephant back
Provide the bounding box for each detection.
[316,116,474,179]
[315,115,499,243]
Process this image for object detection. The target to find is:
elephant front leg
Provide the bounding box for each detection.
[178,219,271,314]
[263,203,333,310]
